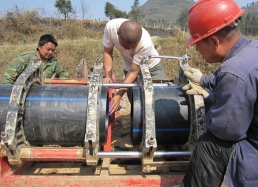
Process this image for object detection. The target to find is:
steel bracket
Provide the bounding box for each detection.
[138,57,157,173]
[84,59,103,165]
[0,59,43,165]
[188,95,206,153]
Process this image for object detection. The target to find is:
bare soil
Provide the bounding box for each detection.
[111,93,138,152]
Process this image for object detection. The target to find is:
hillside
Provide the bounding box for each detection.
[140,0,194,26]
[244,3,258,15]
[138,0,258,28]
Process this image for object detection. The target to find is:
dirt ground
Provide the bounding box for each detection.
[111,93,138,152]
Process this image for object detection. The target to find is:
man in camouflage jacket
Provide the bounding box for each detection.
[3,34,69,84]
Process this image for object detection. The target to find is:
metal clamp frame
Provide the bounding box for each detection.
[138,57,157,173]
[142,54,206,160]
[84,59,103,165]
[188,95,207,153]
[149,54,191,86]
[0,59,43,165]
[167,54,206,153]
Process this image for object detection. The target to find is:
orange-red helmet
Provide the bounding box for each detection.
[186,0,245,45]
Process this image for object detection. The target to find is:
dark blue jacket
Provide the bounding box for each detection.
[200,36,258,187]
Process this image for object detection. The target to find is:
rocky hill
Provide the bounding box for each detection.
[139,0,194,26]
[138,0,258,27]
[244,3,258,15]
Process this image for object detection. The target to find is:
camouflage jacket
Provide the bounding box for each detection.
[2,51,69,84]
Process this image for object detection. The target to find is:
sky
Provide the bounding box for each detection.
[0,0,255,21]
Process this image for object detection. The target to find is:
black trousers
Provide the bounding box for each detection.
[181,131,236,187]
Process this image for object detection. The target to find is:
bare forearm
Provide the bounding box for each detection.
[103,49,113,78]
[117,64,139,94]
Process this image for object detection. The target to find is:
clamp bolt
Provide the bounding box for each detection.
[1,131,8,141]
[87,130,93,139]
[148,137,155,145]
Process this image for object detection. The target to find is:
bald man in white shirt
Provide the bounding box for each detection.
[103,18,165,114]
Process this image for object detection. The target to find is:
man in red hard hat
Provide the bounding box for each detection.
[181,0,258,186]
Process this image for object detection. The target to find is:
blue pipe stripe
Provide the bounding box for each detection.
[0,97,88,101]
[26,97,88,101]
[133,128,190,133]
[0,97,10,100]
[0,97,107,102]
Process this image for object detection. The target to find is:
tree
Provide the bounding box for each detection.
[176,7,188,32]
[114,9,128,18]
[55,0,73,20]
[81,0,89,20]
[104,2,115,20]
[104,2,128,20]
[129,0,145,22]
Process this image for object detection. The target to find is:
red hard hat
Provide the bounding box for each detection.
[186,0,245,45]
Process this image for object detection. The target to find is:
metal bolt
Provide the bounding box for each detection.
[1,131,6,136]
[146,165,151,173]
[1,131,8,141]
[95,59,100,65]
[143,165,151,173]
[148,137,154,145]
[142,57,148,64]
[87,130,93,139]
[181,54,191,62]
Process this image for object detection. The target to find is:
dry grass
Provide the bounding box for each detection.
[0,35,221,83]
[151,36,220,79]
[0,10,221,83]
[2,7,258,83]
[0,37,127,82]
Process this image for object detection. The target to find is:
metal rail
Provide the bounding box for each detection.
[98,151,191,158]
[103,83,175,88]
[1,147,191,160]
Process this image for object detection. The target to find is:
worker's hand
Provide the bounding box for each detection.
[109,95,122,114]
[103,76,114,83]
[182,81,209,98]
[184,68,203,84]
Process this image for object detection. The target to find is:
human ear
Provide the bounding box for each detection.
[210,36,219,50]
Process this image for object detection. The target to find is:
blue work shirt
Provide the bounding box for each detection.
[200,36,258,187]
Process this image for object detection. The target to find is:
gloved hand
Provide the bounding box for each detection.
[184,68,203,84]
[182,81,209,98]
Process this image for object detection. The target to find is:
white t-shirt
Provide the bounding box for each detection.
[103,18,160,72]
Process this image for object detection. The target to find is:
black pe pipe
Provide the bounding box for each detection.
[0,84,108,146]
[0,84,214,147]
[131,85,214,145]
